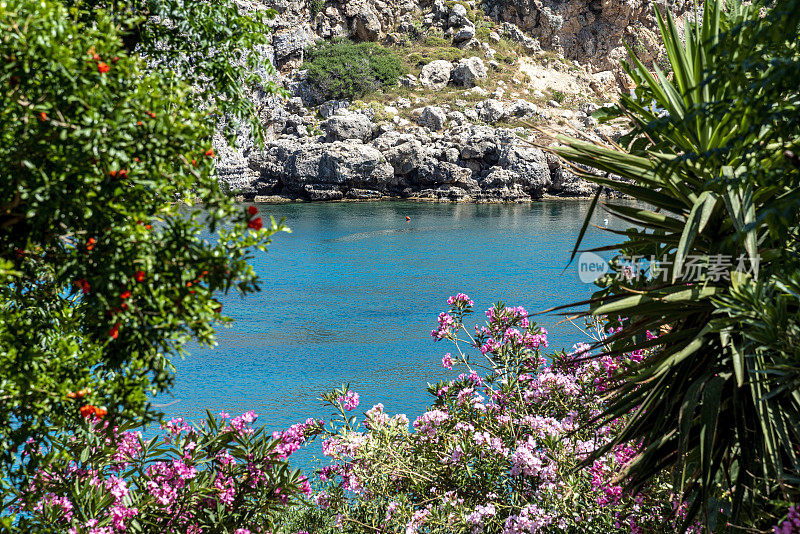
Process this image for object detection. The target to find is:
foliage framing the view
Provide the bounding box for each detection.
[0,0,288,510]
[64,0,281,144]
[11,411,322,533]
[552,0,800,528]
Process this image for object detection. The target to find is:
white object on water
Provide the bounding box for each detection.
[603,218,609,226]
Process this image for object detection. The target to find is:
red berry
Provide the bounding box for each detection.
[86,238,96,251]
[108,323,120,340]
[134,270,145,282]
[39,112,47,121]
[120,290,131,300]
[97,62,110,73]
[247,217,263,231]
[205,148,215,158]
[248,206,258,216]
[75,278,91,294]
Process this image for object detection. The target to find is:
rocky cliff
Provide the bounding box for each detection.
[219,0,684,201]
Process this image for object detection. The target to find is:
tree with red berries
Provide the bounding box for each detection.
[0,0,287,509]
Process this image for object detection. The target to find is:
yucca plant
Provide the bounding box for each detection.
[549,0,800,529]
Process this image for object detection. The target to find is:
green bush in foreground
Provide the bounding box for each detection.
[0,0,287,514]
[304,40,407,101]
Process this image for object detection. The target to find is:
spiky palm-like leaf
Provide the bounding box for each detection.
[552,0,800,528]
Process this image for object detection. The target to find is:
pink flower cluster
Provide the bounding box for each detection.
[272,417,324,459]
[442,352,454,369]
[776,506,800,534]
[412,409,449,440]
[307,296,679,533]
[431,312,456,340]
[448,293,474,307]
[503,504,556,533]
[228,410,258,435]
[339,390,360,411]
[20,411,315,532]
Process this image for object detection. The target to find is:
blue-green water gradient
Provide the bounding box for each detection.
[161,200,622,440]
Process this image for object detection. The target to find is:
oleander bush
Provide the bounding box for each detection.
[283,295,691,533]
[12,411,323,533]
[305,40,407,101]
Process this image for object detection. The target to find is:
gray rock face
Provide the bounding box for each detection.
[450,57,487,88]
[505,99,539,119]
[319,100,351,118]
[233,120,605,202]
[497,144,551,196]
[248,140,394,200]
[448,3,471,27]
[452,23,476,44]
[322,113,375,142]
[272,26,313,68]
[419,106,447,131]
[501,22,539,51]
[477,99,505,123]
[418,160,476,188]
[489,0,687,70]
[419,60,453,90]
[354,5,382,41]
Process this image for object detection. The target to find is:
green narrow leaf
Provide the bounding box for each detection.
[673,191,719,282]
[700,376,725,491]
[566,185,602,267]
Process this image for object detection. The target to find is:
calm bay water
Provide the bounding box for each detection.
[161,200,622,444]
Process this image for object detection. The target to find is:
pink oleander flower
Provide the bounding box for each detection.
[314,491,331,508]
[503,503,554,534]
[442,352,454,369]
[109,504,138,531]
[413,409,449,440]
[272,418,323,459]
[467,503,497,531]
[386,500,400,521]
[230,410,258,435]
[774,505,800,534]
[339,390,360,411]
[448,293,474,307]
[405,507,431,534]
[431,312,456,340]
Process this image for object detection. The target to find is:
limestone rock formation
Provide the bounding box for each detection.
[419,60,453,90]
[450,57,487,88]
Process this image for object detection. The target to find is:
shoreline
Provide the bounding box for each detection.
[235,193,609,204]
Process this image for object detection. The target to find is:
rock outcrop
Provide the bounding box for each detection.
[215,0,668,202]
[219,105,623,202]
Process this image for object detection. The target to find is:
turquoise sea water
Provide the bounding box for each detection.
[161,200,623,444]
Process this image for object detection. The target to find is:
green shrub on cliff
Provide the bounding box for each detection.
[305,40,407,101]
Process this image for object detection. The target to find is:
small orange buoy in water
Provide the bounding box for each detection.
[405,216,411,221]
